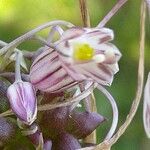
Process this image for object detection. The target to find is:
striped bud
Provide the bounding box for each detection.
[30,48,76,93]
[7,81,37,125]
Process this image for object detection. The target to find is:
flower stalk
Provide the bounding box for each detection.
[15,51,22,81]
[95,0,145,149]
[79,0,98,144]
[97,0,128,28]
[79,0,91,27]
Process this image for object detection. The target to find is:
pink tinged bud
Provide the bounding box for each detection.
[30,48,76,93]
[7,81,37,125]
[143,73,150,138]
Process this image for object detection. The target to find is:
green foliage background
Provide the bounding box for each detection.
[0,0,150,149]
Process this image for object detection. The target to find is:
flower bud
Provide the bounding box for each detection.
[30,48,76,93]
[7,81,37,125]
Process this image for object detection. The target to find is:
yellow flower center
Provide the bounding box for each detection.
[73,44,94,61]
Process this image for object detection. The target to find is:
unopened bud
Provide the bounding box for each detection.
[7,81,37,125]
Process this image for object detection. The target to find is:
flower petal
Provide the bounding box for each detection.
[94,43,121,64]
[84,27,114,44]
[30,49,76,93]
[56,27,115,58]
[72,62,116,86]
[55,27,85,56]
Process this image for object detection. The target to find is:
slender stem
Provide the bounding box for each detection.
[79,0,91,113]
[0,40,7,47]
[22,51,35,58]
[0,81,96,117]
[0,20,74,56]
[15,51,22,81]
[97,85,119,141]
[0,72,29,81]
[47,25,64,44]
[79,0,98,144]
[38,81,96,111]
[83,93,97,144]
[0,40,35,58]
[95,1,145,149]
[0,21,74,71]
[108,0,145,146]
[97,0,128,28]
[79,83,91,112]
[32,35,55,48]
[79,0,91,27]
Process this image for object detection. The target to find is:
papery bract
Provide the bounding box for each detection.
[7,81,37,125]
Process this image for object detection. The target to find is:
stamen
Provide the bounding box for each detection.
[73,43,94,61]
[93,54,105,63]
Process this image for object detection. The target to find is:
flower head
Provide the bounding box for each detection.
[30,27,121,93]
[55,27,121,86]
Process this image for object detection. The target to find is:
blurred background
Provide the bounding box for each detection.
[0,0,150,149]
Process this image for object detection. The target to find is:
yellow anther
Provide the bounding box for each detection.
[73,44,94,61]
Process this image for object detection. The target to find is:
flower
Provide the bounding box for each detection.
[143,72,150,138]
[55,27,121,86]
[30,47,77,93]
[7,81,37,125]
[30,27,121,93]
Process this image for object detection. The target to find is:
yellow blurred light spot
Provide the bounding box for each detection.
[0,0,15,22]
[73,44,94,61]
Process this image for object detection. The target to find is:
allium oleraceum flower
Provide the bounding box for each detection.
[30,27,121,92]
